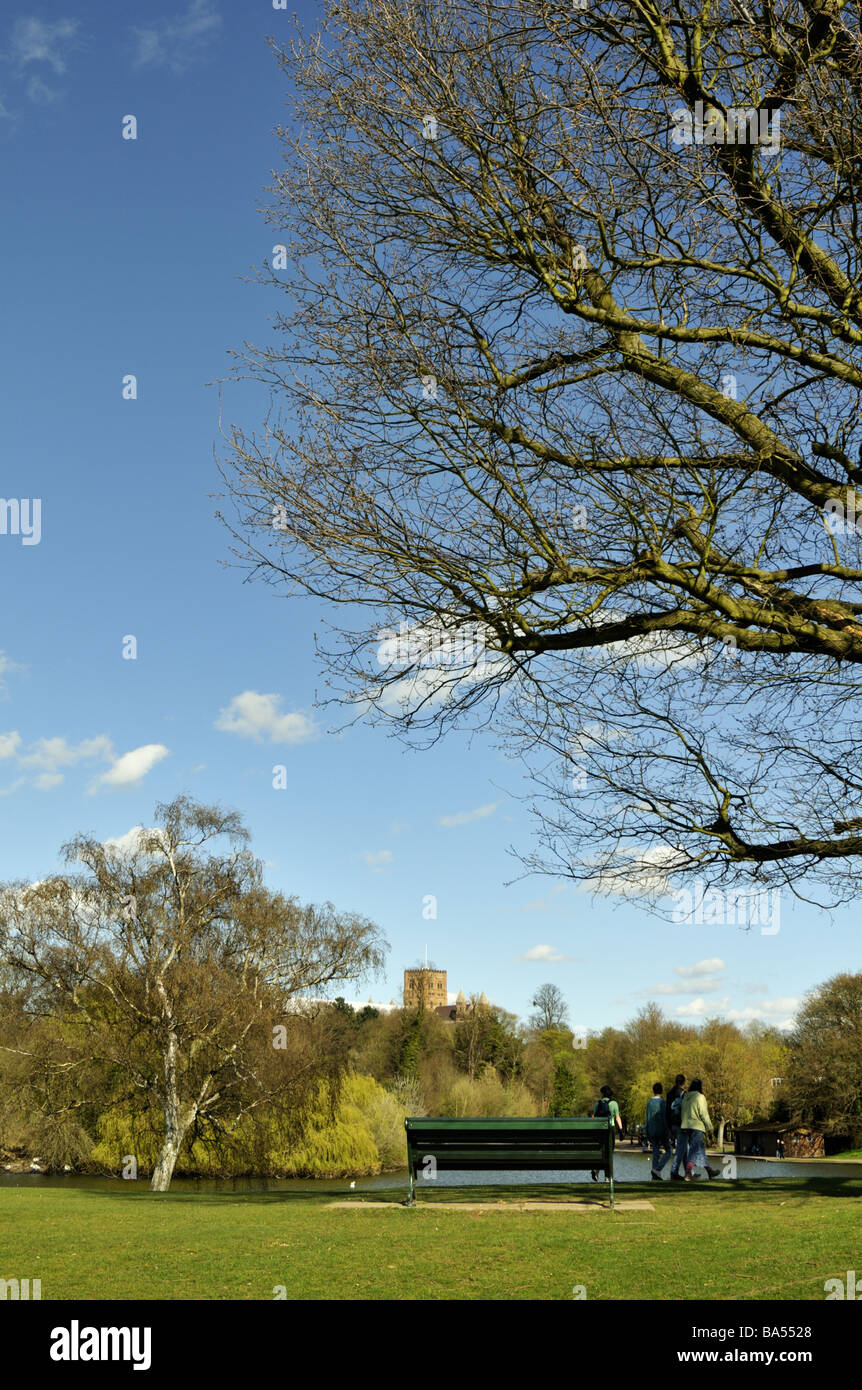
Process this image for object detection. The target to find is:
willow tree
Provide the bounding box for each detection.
[222,0,862,906]
[0,796,385,1189]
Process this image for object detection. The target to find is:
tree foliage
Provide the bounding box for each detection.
[223,0,862,906]
[785,971,862,1143]
[0,796,386,1189]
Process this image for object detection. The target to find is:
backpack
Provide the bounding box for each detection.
[595,1097,612,1118]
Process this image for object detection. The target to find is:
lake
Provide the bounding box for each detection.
[1,1147,859,1195]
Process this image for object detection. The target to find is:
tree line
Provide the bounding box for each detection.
[0,797,858,1189]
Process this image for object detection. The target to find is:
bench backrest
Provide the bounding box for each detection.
[405,1116,614,1174]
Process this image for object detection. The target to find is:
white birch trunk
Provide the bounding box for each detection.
[150,1018,194,1192]
[150,1125,185,1192]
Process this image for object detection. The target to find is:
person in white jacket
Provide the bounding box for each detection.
[680,1078,721,1180]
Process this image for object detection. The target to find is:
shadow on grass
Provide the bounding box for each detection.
[13,1176,861,1208]
[319,1177,862,1206]
[40,1185,350,1206]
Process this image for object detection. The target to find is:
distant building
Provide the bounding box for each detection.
[434,989,491,1022]
[403,967,448,1011]
[403,971,492,1016]
[341,997,400,1014]
[734,1124,824,1158]
[286,996,400,1015]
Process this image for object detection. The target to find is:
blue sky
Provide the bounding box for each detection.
[0,1,856,1035]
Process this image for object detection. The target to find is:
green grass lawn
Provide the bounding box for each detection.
[1,1178,859,1300]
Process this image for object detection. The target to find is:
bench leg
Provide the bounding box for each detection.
[404,1168,416,1206]
[609,1174,614,1209]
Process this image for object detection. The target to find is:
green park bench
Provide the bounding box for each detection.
[404,1115,616,1207]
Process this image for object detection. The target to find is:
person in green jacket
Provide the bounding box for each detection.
[680,1078,721,1180]
[590,1084,623,1182]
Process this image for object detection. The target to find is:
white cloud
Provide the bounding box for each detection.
[676,958,725,977]
[132,0,221,73]
[579,607,706,672]
[19,735,114,772]
[652,976,725,997]
[439,801,499,828]
[9,18,80,73]
[581,843,691,899]
[673,995,799,1031]
[674,997,731,1017]
[726,999,799,1029]
[0,731,21,759]
[34,772,63,791]
[372,667,461,714]
[0,730,168,793]
[92,744,170,790]
[102,825,147,856]
[758,997,799,1016]
[215,691,316,745]
[361,850,393,871]
[649,959,728,996]
[0,652,25,693]
[102,825,168,857]
[518,943,581,963]
[370,617,506,714]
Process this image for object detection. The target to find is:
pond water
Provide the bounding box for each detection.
[1,1147,859,1195]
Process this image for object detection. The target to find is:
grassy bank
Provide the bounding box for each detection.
[1,1178,859,1300]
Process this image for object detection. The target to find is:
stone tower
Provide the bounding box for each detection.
[403,967,447,1011]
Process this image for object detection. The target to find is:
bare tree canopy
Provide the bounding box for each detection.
[222,0,862,905]
[0,796,386,1190]
[529,981,571,1033]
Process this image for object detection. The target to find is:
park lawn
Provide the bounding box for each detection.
[1,1179,859,1301]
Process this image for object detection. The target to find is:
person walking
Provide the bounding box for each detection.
[591,1084,623,1182]
[645,1082,672,1180]
[666,1073,688,1181]
[680,1078,721,1180]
